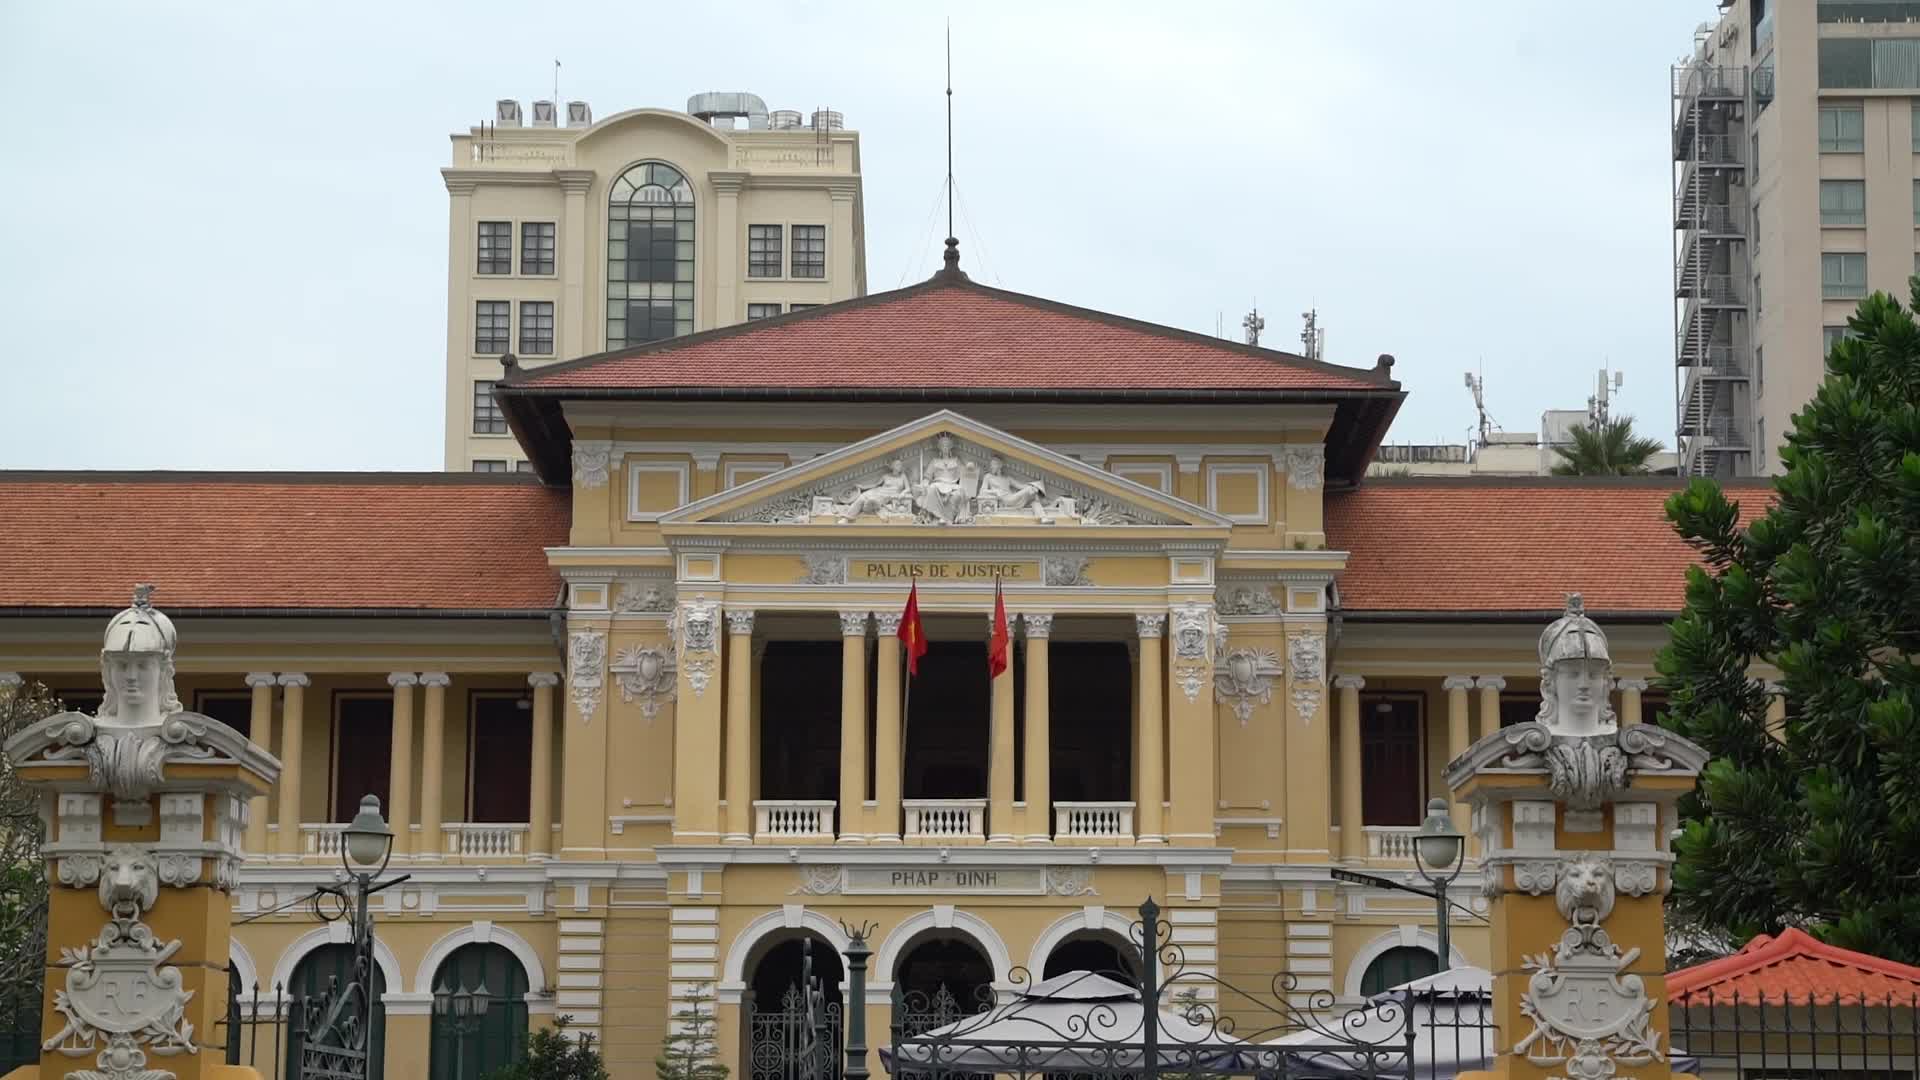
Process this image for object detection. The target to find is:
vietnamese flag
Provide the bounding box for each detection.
[988,577,1010,679]
[899,580,930,677]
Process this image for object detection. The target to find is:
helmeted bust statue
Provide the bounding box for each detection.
[1535,594,1616,737]
[99,583,184,727]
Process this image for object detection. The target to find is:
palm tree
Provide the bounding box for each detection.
[1550,415,1665,476]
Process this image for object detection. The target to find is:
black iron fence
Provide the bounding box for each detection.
[216,973,383,1080]
[1673,991,1920,1080]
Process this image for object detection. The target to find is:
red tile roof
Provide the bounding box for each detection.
[1327,479,1774,616]
[1668,928,1920,1005]
[513,276,1393,393]
[0,474,568,613]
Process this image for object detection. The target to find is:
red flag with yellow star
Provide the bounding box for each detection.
[899,580,929,677]
[988,577,1010,679]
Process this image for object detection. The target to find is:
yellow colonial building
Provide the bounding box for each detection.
[0,252,1763,1079]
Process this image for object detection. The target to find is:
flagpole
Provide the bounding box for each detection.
[900,575,914,760]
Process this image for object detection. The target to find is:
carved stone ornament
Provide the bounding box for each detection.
[611,644,677,721]
[1043,556,1092,587]
[791,865,844,896]
[1214,649,1282,724]
[572,440,612,489]
[679,598,719,655]
[1287,631,1325,684]
[1045,866,1097,896]
[1513,859,1559,897]
[1280,444,1326,491]
[682,655,715,698]
[1513,852,1663,1080]
[1171,603,1213,661]
[44,845,196,1080]
[800,555,847,585]
[716,431,1173,527]
[1214,583,1277,616]
[567,629,607,723]
[1290,684,1323,726]
[613,579,674,613]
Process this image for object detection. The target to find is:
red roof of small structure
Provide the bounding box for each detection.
[0,473,569,614]
[1327,478,1774,616]
[1668,928,1920,1005]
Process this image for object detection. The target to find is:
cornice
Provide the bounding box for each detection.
[654,845,1233,870]
[442,167,568,192]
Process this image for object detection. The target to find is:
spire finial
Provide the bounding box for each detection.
[132,583,154,610]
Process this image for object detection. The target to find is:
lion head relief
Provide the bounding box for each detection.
[1555,853,1615,926]
[99,843,159,917]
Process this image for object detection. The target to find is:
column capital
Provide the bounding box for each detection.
[244,672,278,689]
[528,671,561,688]
[1135,613,1166,639]
[554,167,595,194]
[277,672,310,688]
[725,609,756,636]
[1332,674,1366,691]
[387,672,420,688]
[1442,675,1477,692]
[0,671,20,688]
[1475,675,1508,691]
[1614,677,1650,693]
[1023,613,1053,638]
[419,671,451,688]
[874,611,903,635]
[839,611,871,637]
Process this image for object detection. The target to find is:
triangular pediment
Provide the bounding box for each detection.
[660,411,1231,530]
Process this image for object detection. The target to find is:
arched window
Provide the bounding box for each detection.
[1360,945,1439,997]
[287,944,386,1080]
[607,161,694,348]
[428,942,530,1080]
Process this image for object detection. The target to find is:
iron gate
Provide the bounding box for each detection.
[749,981,844,1080]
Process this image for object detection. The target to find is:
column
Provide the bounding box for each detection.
[1444,675,1475,832]
[1616,677,1648,726]
[528,672,559,858]
[830,186,857,293]
[1333,676,1366,859]
[1135,614,1167,844]
[1476,675,1506,742]
[872,614,904,844]
[556,169,593,359]
[418,672,450,860]
[838,611,870,842]
[1167,605,1219,847]
[1022,614,1052,843]
[989,611,1017,844]
[724,610,755,843]
[386,672,418,857]
[442,177,476,468]
[274,673,309,856]
[243,673,277,855]
[712,173,746,327]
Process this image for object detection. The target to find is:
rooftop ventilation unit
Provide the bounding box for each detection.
[531,100,557,127]
[687,91,770,130]
[496,99,523,127]
[566,100,592,127]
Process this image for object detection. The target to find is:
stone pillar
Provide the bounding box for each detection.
[724,609,756,843]
[838,611,870,842]
[417,671,450,861]
[672,600,724,842]
[1616,677,1648,726]
[1449,598,1707,1080]
[1282,625,1333,859]
[1022,614,1053,842]
[989,611,1017,844]
[1334,675,1366,860]
[1476,675,1506,742]
[274,672,309,856]
[386,672,418,856]
[528,672,559,858]
[1167,602,1219,846]
[1444,675,1475,832]
[712,172,746,327]
[556,169,594,359]
[872,613,904,844]
[244,672,277,855]
[1135,614,1167,844]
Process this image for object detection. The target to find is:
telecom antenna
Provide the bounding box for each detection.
[1590,366,1624,425]
[1463,367,1497,449]
[1242,305,1264,347]
[1300,308,1324,361]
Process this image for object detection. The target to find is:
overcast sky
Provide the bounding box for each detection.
[0,2,1709,471]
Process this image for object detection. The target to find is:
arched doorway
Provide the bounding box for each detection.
[428,942,530,1080]
[286,943,386,1080]
[1042,930,1140,986]
[894,933,995,1037]
[746,932,845,1080]
[1359,945,1439,996]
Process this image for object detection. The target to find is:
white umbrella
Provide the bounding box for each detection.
[882,970,1249,1075]
[1263,967,1496,1080]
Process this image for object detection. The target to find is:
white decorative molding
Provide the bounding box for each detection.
[1614,677,1650,693]
[800,555,846,585]
[269,924,405,1005]
[873,908,1014,989]
[1215,649,1281,725]
[625,459,692,522]
[243,672,277,690]
[612,579,675,613]
[1135,613,1166,639]
[1022,613,1053,639]
[873,611,903,636]
[1515,852,1662,1078]
[1290,685,1322,726]
[610,644,676,721]
[1512,859,1558,896]
[413,921,549,997]
[1204,461,1272,524]
[1288,632,1325,684]
[1170,603,1213,662]
[528,672,560,689]
[1475,675,1508,691]
[572,440,612,489]
[1214,583,1277,615]
[277,672,310,689]
[1442,675,1477,692]
[791,865,844,896]
[839,610,870,637]
[1280,444,1326,490]
[726,609,757,636]
[419,672,450,689]
[567,629,607,723]
[1045,866,1097,897]
[1043,556,1092,587]
[1332,674,1366,692]
[679,598,719,654]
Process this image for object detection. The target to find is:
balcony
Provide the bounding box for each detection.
[442,822,530,860]
[1054,802,1137,844]
[1363,825,1421,861]
[299,822,347,859]
[904,799,987,843]
[753,799,837,840]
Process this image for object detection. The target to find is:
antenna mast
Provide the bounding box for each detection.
[1464,368,1496,449]
[1299,308,1324,361]
[1242,304,1264,347]
[945,21,954,243]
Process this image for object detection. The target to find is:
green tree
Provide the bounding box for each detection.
[1,680,59,1066]
[1658,284,1920,962]
[655,984,728,1080]
[1551,415,1666,476]
[484,1018,610,1080]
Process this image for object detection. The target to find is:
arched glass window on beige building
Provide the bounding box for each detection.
[606,161,694,347]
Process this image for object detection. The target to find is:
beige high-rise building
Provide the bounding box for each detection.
[1675,0,1920,476]
[442,93,866,471]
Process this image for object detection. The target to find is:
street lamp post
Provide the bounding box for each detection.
[1410,797,1466,971]
[341,793,396,943]
[434,980,494,1080]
